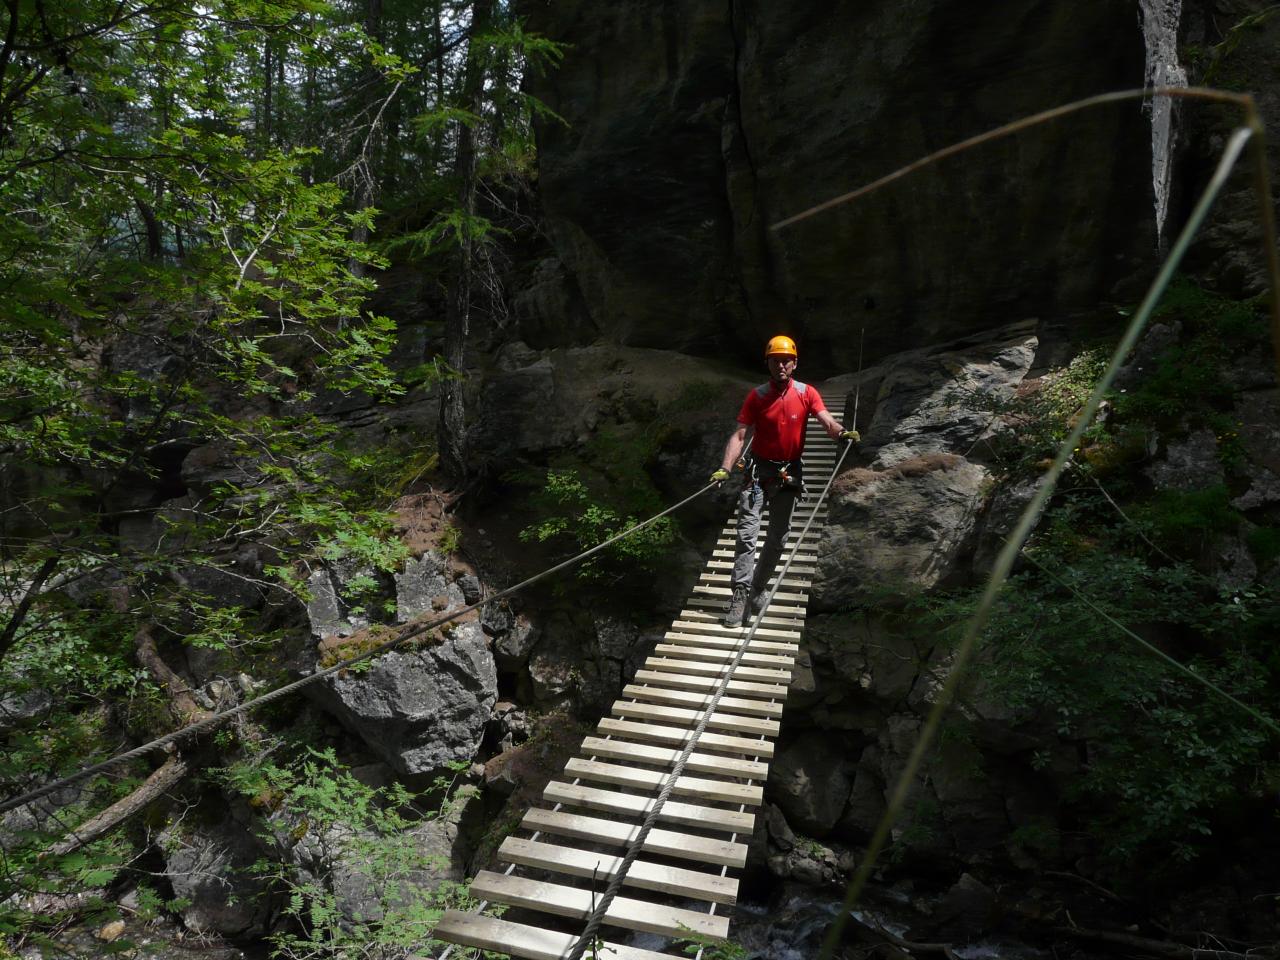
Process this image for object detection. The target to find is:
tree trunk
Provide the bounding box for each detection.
[262,38,273,145]
[0,555,58,664]
[134,626,212,727]
[437,0,493,487]
[42,751,187,859]
[347,0,383,281]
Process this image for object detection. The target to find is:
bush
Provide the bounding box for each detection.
[518,469,676,582]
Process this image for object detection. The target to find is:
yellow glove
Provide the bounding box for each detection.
[710,468,730,485]
[840,429,861,443]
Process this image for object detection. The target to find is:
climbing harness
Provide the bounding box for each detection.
[745,455,805,503]
[0,478,727,820]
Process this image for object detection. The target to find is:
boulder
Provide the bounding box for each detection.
[395,551,465,623]
[525,612,642,712]
[770,733,858,836]
[492,611,540,672]
[158,812,271,937]
[527,612,581,705]
[0,683,52,731]
[813,454,990,607]
[837,745,888,839]
[861,331,1038,467]
[279,788,482,925]
[1145,428,1225,491]
[180,442,256,497]
[307,621,497,776]
[919,872,1000,940]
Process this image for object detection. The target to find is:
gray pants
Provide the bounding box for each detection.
[731,480,798,593]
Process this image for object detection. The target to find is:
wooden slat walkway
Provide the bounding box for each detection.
[426,417,839,959]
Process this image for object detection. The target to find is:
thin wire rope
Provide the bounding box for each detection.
[1015,546,1280,739]
[567,434,855,960]
[769,87,1250,232]
[816,124,1257,958]
[0,479,723,819]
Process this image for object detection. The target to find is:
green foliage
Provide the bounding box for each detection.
[920,501,1278,872]
[510,379,728,588]
[1133,486,1241,557]
[909,281,1280,875]
[679,931,749,960]
[973,348,1109,474]
[519,469,676,582]
[1247,525,1280,568]
[217,749,486,959]
[1113,281,1265,425]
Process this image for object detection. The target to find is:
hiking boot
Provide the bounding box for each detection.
[750,588,769,617]
[722,584,750,628]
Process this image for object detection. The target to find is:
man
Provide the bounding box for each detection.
[711,335,858,627]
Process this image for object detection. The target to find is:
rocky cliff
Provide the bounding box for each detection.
[515,0,1159,374]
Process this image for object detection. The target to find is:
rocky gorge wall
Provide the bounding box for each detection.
[11,2,1280,954]
[514,0,1159,374]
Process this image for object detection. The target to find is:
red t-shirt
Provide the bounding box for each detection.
[736,380,826,460]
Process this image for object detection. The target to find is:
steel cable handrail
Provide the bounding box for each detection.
[0,477,725,819]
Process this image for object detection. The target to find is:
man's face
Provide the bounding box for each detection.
[767,354,796,384]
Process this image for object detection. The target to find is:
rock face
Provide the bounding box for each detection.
[518,0,1152,374]
[308,622,498,776]
[275,789,483,925]
[1182,1,1280,298]
[813,325,1036,608]
[158,812,272,937]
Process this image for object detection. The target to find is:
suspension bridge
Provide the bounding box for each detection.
[427,414,844,959]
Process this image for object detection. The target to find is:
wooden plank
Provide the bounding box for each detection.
[699,565,813,582]
[595,717,774,759]
[429,909,674,960]
[643,655,791,684]
[713,540,820,552]
[664,630,799,654]
[685,596,806,618]
[469,870,729,940]
[622,682,784,719]
[521,807,748,867]
[724,517,825,530]
[698,573,811,591]
[612,699,780,737]
[497,836,738,904]
[632,668,787,700]
[563,757,764,806]
[671,618,803,640]
[706,557,816,570]
[689,585,810,605]
[693,584,809,603]
[542,781,754,834]
[652,643,794,667]
[580,735,768,779]
[678,608,807,631]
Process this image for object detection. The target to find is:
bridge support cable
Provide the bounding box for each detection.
[428,413,853,959]
[0,480,724,820]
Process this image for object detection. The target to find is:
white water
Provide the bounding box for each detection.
[1139,0,1187,248]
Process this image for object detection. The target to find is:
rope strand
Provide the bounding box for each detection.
[0,478,722,819]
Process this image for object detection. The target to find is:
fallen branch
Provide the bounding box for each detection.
[1055,922,1279,960]
[41,750,187,859]
[134,626,211,726]
[853,916,960,960]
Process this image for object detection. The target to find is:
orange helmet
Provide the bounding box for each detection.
[765,335,798,359]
